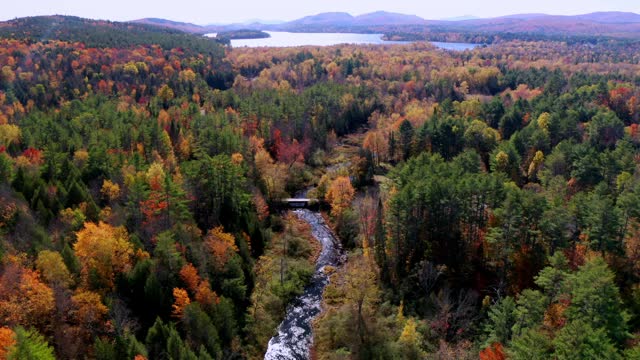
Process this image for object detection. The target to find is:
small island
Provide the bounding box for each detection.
[381,32,425,41]
[216,29,271,40]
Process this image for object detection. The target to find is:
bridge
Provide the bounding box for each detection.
[279,198,321,209]
[283,198,312,207]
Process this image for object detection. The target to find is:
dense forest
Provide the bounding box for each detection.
[0,15,640,359]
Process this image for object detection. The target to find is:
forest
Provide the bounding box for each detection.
[0,15,640,359]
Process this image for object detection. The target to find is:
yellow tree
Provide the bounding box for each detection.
[205,226,239,271]
[326,176,355,217]
[0,124,20,148]
[172,288,190,319]
[70,290,109,342]
[74,221,134,291]
[527,150,545,179]
[344,256,380,345]
[100,180,121,203]
[254,149,287,200]
[363,131,388,167]
[35,250,73,288]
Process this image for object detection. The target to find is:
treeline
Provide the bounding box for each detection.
[0,16,227,54]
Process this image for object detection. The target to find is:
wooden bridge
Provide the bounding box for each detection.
[279,198,320,209]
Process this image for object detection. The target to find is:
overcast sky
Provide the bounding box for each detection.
[2,0,639,24]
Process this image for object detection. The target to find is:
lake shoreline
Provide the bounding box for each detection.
[205,31,480,50]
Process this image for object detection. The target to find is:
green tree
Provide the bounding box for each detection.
[7,327,55,360]
[564,257,629,344]
[588,110,624,151]
[508,328,552,360]
[484,296,516,346]
[399,119,414,161]
[552,320,621,360]
[511,289,547,337]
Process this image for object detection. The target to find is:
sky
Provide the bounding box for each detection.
[2,0,640,24]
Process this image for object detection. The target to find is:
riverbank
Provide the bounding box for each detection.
[243,214,320,359]
[264,209,343,359]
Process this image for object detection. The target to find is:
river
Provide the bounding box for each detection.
[263,208,342,360]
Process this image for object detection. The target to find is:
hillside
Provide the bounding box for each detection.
[354,11,426,25]
[132,17,205,33]
[274,11,640,40]
[442,12,640,38]
[124,11,640,41]
[288,12,355,26]
[0,15,225,54]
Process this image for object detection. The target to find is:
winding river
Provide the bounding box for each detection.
[263,208,342,360]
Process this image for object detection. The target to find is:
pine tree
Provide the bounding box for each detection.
[7,327,55,360]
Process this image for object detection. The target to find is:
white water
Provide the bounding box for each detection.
[263,209,342,360]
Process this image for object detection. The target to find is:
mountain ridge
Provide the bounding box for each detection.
[130,10,640,29]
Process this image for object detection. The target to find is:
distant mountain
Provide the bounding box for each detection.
[127,10,640,41]
[572,11,640,23]
[441,15,480,21]
[493,13,550,20]
[242,19,285,25]
[132,18,205,33]
[283,11,426,27]
[288,12,355,26]
[442,12,640,36]
[487,11,640,23]
[353,11,426,25]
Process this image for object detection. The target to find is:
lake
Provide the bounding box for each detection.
[206,31,479,50]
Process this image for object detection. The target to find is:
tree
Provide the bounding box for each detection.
[479,343,506,360]
[399,119,414,160]
[70,290,109,341]
[397,318,424,358]
[363,131,388,166]
[74,221,134,291]
[552,320,621,360]
[186,154,249,229]
[484,297,516,346]
[35,250,73,288]
[0,264,54,330]
[527,150,544,179]
[564,257,629,344]
[0,327,15,359]
[325,176,355,217]
[181,304,221,357]
[204,226,238,271]
[7,327,55,360]
[357,194,377,257]
[344,256,379,346]
[511,289,546,337]
[254,149,287,201]
[0,124,20,148]
[140,170,191,235]
[100,179,121,203]
[179,263,201,294]
[464,120,500,156]
[172,288,191,319]
[373,199,388,279]
[588,110,624,151]
[508,328,552,360]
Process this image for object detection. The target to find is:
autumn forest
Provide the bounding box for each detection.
[0,14,640,360]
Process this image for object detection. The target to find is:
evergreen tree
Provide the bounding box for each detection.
[7,327,55,360]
